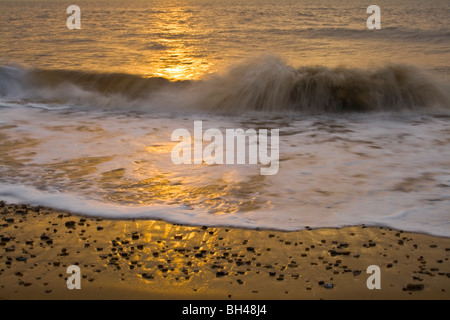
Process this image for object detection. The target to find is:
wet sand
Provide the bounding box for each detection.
[0,201,449,300]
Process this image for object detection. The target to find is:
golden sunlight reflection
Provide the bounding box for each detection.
[100,166,264,215]
[142,9,211,80]
[138,142,263,214]
[145,144,174,153]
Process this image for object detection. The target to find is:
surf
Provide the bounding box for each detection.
[1,56,449,114]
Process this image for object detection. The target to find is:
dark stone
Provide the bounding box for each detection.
[328,250,350,256]
[65,221,76,229]
[40,234,50,241]
[405,283,424,291]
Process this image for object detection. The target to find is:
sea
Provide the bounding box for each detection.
[0,0,449,236]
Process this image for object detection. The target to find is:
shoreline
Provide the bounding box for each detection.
[0,202,449,300]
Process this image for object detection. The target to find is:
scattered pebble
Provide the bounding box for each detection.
[404,284,424,291]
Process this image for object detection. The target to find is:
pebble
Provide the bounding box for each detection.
[65,221,76,229]
[328,250,350,256]
[142,273,155,279]
[405,283,424,291]
[40,235,50,241]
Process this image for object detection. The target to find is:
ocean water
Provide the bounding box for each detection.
[0,0,449,236]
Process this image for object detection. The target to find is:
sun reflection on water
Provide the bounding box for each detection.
[141,9,212,80]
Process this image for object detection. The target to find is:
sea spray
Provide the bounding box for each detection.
[1,56,449,114]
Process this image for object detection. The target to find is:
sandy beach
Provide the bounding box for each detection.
[0,201,448,300]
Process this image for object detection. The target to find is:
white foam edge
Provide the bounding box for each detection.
[0,183,448,237]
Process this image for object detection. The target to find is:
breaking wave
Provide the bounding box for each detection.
[1,56,449,113]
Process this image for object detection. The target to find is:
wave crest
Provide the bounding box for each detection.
[1,56,449,113]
